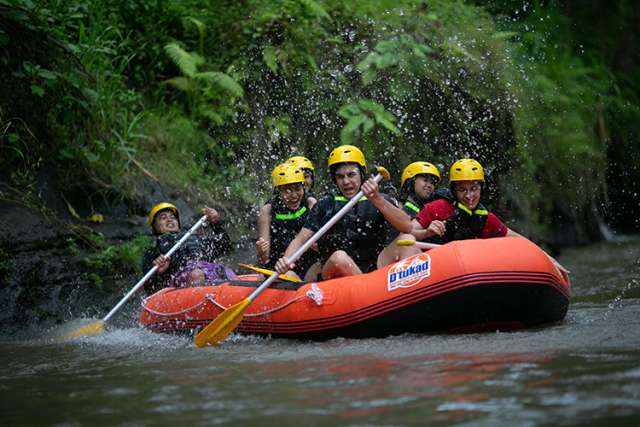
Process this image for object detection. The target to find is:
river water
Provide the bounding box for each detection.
[2,238,639,426]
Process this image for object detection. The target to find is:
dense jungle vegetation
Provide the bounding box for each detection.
[1,0,639,305]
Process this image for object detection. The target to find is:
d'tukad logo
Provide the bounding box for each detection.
[387,253,431,291]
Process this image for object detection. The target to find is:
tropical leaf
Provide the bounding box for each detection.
[164,42,201,77]
[194,71,244,98]
[299,0,331,20]
[165,76,192,92]
[184,17,205,35]
[344,115,368,134]
[200,109,225,126]
[492,31,518,40]
[376,116,401,135]
[338,103,362,119]
[263,45,278,74]
[357,98,383,113]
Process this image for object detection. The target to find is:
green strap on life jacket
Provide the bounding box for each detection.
[404,201,420,213]
[334,195,368,203]
[274,206,307,220]
[456,202,488,216]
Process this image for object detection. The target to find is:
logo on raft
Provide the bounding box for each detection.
[387,253,431,291]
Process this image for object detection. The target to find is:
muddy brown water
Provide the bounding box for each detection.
[1,238,639,426]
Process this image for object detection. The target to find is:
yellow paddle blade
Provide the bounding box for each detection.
[396,239,416,247]
[62,319,105,340]
[238,263,302,283]
[194,298,251,347]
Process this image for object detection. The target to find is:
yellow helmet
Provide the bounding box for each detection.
[271,163,305,188]
[401,162,441,187]
[449,159,485,182]
[287,155,315,171]
[327,145,366,169]
[148,202,180,228]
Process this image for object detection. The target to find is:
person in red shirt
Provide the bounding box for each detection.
[413,159,569,274]
[414,159,510,242]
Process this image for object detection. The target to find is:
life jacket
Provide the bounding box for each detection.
[266,195,312,269]
[400,188,442,218]
[316,193,389,269]
[402,200,421,217]
[429,189,489,244]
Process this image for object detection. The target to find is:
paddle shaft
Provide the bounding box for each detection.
[414,241,441,249]
[102,215,207,323]
[246,173,385,303]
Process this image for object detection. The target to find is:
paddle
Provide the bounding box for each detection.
[396,239,441,250]
[194,166,391,347]
[238,263,302,283]
[62,215,208,340]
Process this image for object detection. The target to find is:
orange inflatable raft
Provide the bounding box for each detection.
[139,237,570,339]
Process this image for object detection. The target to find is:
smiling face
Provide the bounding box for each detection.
[278,182,305,210]
[413,174,437,200]
[452,180,483,210]
[333,163,363,199]
[153,210,180,234]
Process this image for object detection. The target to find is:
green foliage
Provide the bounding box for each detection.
[164,41,244,126]
[83,234,152,278]
[338,99,400,145]
[3,0,638,242]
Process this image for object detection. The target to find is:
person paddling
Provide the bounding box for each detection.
[142,202,236,294]
[378,161,442,265]
[276,145,412,280]
[413,159,569,273]
[256,163,318,280]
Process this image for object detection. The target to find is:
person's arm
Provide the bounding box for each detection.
[200,206,233,258]
[361,177,412,233]
[256,203,271,263]
[410,218,447,240]
[275,227,315,273]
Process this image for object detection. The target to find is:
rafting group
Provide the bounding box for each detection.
[142,144,568,295]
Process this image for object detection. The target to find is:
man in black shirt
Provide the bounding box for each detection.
[275,145,412,280]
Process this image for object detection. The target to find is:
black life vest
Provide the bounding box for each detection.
[429,190,489,243]
[316,193,389,268]
[266,195,315,271]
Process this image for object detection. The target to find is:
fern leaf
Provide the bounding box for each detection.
[165,76,192,92]
[164,42,199,77]
[194,71,244,98]
[299,0,331,20]
[263,45,278,74]
[184,17,206,35]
